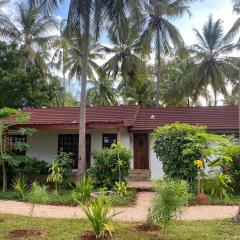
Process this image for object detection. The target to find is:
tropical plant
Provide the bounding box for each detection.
[0,0,57,69]
[12,175,27,199]
[114,181,128,197]
[72,176,93,204]
[80,195,120,238]
[139,0,191,107]
[210,173,233,205]
[26,181,49,204]
[90,144,131,189]
[189,15,240,106]
[103,18,146,104]
[148,179,191,232]
[47,160,63,194]
[87,71,118,106]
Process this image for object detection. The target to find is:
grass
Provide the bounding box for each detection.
[0,188,136,206]
[0,214,240,240]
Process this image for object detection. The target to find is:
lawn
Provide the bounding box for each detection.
[0,189,136,206]
[0,214,240,240]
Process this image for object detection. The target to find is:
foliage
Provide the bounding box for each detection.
[153,123,206,183]
[148,179,191,231]
[210,173,233,205]
[80,195,120,238]
[90,144,131,189]
[72,176,93,204]
[12,175,27,199]
[47,161,63,194]
[26,181,49,204]
[114,181,128,197]
[53,152,73,180]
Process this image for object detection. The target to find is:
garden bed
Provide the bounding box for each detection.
[0,188,136,207]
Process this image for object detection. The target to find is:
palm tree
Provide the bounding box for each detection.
[67,0,143,178]
[103,18,145,104]
[0,0,57,67]
[87,72,118,106]
[50,20,72,107]
[139,0,192,107]
[189,15,240,106]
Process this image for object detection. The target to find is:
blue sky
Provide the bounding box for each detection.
[56,0,238,46]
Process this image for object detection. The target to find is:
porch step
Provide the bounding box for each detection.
[128,169,151,181]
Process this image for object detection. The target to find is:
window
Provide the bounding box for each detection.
[102,134,117,148]
[58,134,91,169]
[58,134,79,169]
[8,135,27,155]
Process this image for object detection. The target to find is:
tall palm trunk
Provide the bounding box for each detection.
[156,26,161,108]
[62,50,66,107]
[214,89,217,106]
[78,3,91,178]
[238,71,240,142]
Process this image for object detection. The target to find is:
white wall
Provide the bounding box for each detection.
[149,135,164,179]
[25,128,132,166]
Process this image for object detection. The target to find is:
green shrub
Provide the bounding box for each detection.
[12,175,27,199]
[114,181,128,197]
[148,179,191,231]
[210,173,233,204]
[72,176,93,204]
[90,144,131,189]
[153,123,206,183]
[53,152,72,180]
[47,161,63,194]
[26,181,49,204]
[80,195,120,238]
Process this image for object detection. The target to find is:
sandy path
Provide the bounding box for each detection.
[0,192,238,221]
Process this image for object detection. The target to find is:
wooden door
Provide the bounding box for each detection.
[134,133,149,169]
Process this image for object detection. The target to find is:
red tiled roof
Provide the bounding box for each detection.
[6,106,140,126]
[131,106,238,131]
[3,105,239,132]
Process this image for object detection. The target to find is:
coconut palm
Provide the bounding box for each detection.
[139,0,192,107]
[67,0,143,177]
[50,20,72,107]
[103,18,146,104]
[189,15,240,106]
[87,72,118,106]
[0,0,57,68]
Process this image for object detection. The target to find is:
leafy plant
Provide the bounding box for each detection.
[53,152,73,180]
[72,176,93,204]
[26,181,49,204]
[47,161,63,194]
[153,123,206,183]
[211,173,233,204]
[12,175,27,199]
[91,144,131,189]
[80,195,120,238]
[148,179,191,232]
[114,181,128,197]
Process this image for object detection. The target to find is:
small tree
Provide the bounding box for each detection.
[47,160,63,194]
[0,108,33,192]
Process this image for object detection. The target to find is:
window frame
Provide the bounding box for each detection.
[8,135,27,155]
[102,133,117,149]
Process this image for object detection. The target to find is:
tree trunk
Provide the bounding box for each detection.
[238,73,240,142]
[2,160,7,192]
[62,50,66,108]
[214,89,217,106]
[78,4,91,179]
[155,26,161,108]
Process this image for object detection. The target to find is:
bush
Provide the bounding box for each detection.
[72,176,93,204]
[114,181,128,197]
[26,181,49,204]
[153,123,206,183]
[12,175,27,199]
[223,145,240,193]
[148,179,191,231]
[80,195,120,238]
[90,144,131,189]
[47,161,63,194]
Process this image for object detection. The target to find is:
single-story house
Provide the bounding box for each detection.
[5,105,239,179]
